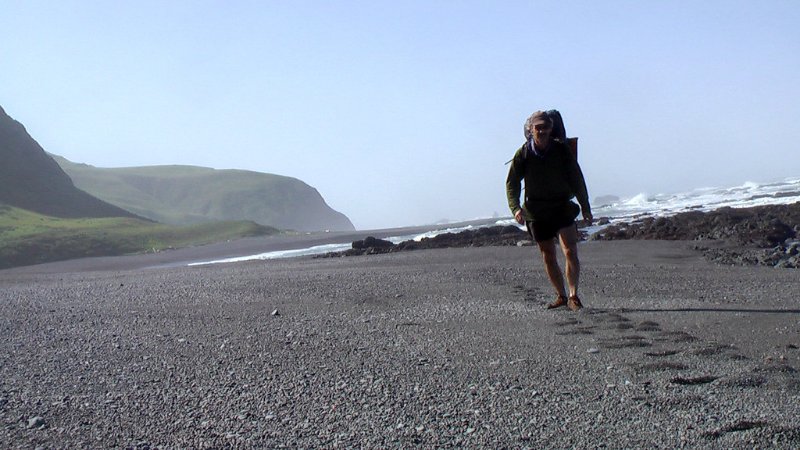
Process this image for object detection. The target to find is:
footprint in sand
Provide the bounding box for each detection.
[689,343,747,361]
[599,335,653,349]
[554,305,800,441]
[636,361,690,372]
[656,330,698,343]
[716,362,799,392]
[555,325,596,336]
[669,374,718,385]
[634,320,661,332]
[548,316,597,336]
[648,400,800,445]
[512,284,543,303]
[644,349,681,357]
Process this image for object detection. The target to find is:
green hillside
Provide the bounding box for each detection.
[0,204,278,269]
[52,155,355,232]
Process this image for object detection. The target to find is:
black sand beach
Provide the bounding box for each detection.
[1,240,799,448]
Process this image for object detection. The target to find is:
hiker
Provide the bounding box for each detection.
[506,110,593,311]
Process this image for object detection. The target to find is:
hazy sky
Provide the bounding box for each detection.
[2,1,799,230]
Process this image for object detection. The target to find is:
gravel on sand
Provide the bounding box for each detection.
[1,241,798,448]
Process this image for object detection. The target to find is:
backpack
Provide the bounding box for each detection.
[545,109,577,159]
[543,110,586,201]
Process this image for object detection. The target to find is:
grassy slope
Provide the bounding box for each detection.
[0,205,279,269]
[52,156,354,231]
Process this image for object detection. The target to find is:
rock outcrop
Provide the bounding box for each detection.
[318,225,529,258]
[592,203,800,268]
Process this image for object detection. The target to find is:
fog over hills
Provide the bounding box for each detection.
[52,156,355,232]
[0,105,138,219]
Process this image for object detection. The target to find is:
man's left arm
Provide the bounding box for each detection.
[565,153,592,223]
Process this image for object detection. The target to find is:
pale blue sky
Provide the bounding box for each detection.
[2,1,798,229]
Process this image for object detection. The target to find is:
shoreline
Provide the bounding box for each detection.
[4,201,797,274]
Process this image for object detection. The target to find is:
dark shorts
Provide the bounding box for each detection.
[525,202,580,243]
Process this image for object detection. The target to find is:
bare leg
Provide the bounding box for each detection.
[537,238,567,297]
[558,225,580,297]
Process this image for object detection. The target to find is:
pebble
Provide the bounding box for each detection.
[27,416,46,429]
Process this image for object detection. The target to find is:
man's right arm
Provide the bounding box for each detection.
[506,148,524,222]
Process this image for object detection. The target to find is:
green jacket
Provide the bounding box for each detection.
[506,139,591,221]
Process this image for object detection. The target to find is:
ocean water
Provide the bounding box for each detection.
[591,177,800,222]
[190,177,800,266]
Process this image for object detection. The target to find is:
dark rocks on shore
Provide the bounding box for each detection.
[352,236,394,250]
[696,241,800,269]
[592,202,800,268]
[317,225,529,258]
[321,203,800,268]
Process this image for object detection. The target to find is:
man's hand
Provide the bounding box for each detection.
[582,212,593,225]
[514,210,525,225]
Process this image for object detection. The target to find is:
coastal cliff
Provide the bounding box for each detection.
[0,106,138,219]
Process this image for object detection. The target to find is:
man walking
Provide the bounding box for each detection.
[506,111,592,311]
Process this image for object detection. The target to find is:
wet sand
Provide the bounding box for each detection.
[1,241,798,448]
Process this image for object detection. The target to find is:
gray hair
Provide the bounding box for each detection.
[523,111,553,141]
[524,115,534,141]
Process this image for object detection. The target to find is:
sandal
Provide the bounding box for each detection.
[547,295,568,309]
[568,295,583,311]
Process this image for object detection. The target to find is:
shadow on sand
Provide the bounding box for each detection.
[593,307,800,315]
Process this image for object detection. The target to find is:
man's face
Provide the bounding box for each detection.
[532,123,552,147]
